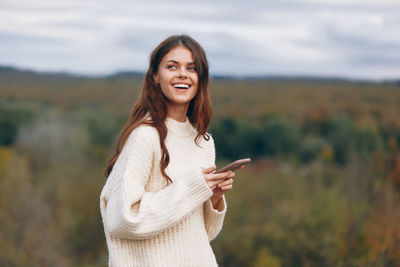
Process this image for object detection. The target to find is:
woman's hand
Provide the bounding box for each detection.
[202,165,230,190]
[202,165,235,210]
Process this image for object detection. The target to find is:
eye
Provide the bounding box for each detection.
[167,65,177,70]
[188,66,197,72]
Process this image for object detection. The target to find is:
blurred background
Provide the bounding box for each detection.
[1,0,400,266]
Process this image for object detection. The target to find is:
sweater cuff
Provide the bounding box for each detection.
[205,196,226,215]
[205,195,227,215]
[181,167,214,205]
[204,195,226,241]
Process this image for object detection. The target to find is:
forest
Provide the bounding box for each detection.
[1,66,400,266]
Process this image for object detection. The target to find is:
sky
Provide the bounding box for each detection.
[1,0,399,80]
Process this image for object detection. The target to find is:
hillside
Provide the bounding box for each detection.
[1,66,400,127]
[1,65,400,266]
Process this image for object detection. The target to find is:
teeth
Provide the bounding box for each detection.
[173,84,189,89]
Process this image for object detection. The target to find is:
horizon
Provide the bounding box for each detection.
[1,64,399,83]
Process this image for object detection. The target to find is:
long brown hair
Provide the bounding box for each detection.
[105,34,212,182]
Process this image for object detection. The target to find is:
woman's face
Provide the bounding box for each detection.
[154,46,198,111]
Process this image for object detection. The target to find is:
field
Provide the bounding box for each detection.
[1,66,400,266]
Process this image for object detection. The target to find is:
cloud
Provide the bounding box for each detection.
[0,0,399,80]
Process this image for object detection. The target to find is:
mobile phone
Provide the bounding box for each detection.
[214,158,251,174]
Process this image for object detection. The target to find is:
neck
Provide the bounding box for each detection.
[167,103,189,122]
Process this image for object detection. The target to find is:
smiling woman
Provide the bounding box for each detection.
[153,46,199,121]
[99,35,236,267]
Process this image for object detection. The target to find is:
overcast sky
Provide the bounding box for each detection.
[1,0,399,80]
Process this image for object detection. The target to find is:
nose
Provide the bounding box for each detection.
[177,66,187,77]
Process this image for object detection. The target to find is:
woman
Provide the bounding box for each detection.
[100,34,235,267]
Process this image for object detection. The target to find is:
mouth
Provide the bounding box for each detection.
[172,83,191,90]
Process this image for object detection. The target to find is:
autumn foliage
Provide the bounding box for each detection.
[1,66,400,266]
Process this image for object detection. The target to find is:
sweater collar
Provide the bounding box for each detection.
[165,116,197,137]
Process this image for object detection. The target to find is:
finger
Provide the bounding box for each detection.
[207,182,217,190]
[221,171,235,179]
[207,179,222,189]
[218,178,233,186]
[208,172,231,181]
[218,178,233,187]
[220,185,233,191]
[202,165,216,174]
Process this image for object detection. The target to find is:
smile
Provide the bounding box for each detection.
[173,83,190,89]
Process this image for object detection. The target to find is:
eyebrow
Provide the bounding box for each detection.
[165,60,195,65]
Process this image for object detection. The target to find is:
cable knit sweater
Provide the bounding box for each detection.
[100,116,226,267]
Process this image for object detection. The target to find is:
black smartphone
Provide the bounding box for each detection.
[214,158,251,174]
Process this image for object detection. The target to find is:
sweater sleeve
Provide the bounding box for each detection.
[203,134,227,241]
[101,127,213,240]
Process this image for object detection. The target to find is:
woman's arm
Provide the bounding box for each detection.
[202,135,228,241]
[100,127,213,240]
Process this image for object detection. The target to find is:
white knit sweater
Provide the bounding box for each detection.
[100,117,226,267]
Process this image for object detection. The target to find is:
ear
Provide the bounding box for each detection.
[153,73,159,84]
